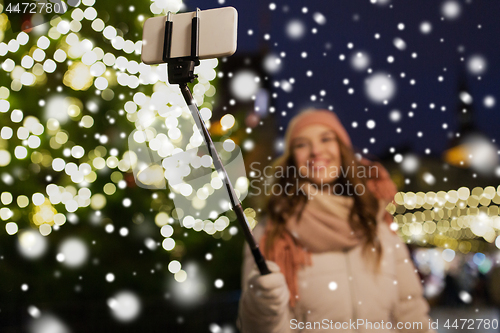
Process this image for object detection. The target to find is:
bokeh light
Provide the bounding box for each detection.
[17,230,48,259]
[58,237,89,268]
[442,1,462,20]
[108,291,141,323]
[364,72,396,103]
[230,70,260,101]
[285,19,306,40]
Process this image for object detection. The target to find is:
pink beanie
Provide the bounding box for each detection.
[287,109,352,148]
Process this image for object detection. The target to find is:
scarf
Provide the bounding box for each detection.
[259,183,365,307]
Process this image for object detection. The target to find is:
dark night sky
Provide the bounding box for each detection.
[194,0,500,159]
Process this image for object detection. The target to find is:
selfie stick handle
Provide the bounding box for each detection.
[163,10,270,276]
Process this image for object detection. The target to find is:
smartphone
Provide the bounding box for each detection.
[141,7,238,65]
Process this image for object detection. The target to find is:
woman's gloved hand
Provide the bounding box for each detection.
[245,260,290,317]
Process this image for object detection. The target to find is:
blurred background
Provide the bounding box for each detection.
[1,0,500,332]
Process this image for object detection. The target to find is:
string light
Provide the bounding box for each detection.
[391,186,500,251]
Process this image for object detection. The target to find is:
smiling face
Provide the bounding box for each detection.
[291,124,342,185]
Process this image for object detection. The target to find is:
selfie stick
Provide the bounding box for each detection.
[162,9,270,275]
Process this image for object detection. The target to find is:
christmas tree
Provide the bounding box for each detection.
[0,0,249,331]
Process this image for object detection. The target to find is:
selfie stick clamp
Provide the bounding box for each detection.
[162,9,270,275]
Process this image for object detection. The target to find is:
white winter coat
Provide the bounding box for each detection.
[237,218,436,333]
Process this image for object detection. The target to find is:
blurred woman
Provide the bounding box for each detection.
[237,109,435,333]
